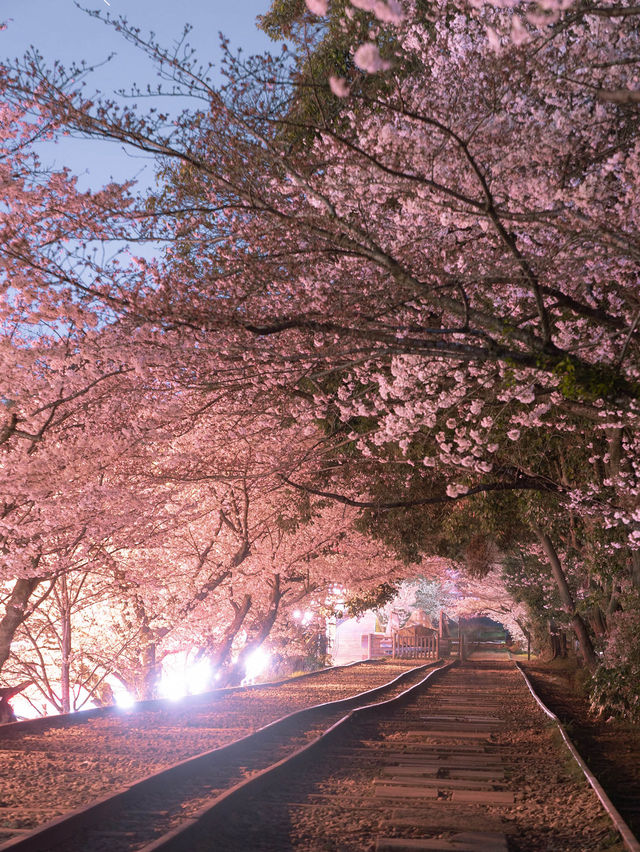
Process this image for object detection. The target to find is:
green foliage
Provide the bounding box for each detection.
[502,554,552,609]
[590,595,640,723]
[590,665,640,724]
[275,491,316,532]
[354,464,530,570]
[354,503,446,565]
[258,0,309,40]
[439,490,531,562]
[344,581,399,617]
[257,0,409,146]
[550,356,640,403]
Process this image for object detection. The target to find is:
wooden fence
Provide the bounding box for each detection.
[391,626,440,659]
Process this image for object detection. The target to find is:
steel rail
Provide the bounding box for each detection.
[0,659,443,852]
[0,656,384,735]
[138,660,456,852]
[515,661,640,852]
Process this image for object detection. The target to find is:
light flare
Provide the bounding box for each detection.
[115,691,136,709]
[244,647,271,682]
[158,658,212,701]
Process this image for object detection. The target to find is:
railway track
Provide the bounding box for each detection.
[0,660,440,851]
[2,657,638,851]
[136,658,637,852]
[0,658,427,840]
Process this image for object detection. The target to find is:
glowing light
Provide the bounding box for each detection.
[11,694,56,720]
[302,610,313,626]
[115,691,136,709]
[158,657,213,701]
[293,609,302,620]
[185,658,212,694]
[244,647,271,682]
[158,673,186,701]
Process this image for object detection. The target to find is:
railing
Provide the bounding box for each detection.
[362,633,441,660]
[391,632,440,659]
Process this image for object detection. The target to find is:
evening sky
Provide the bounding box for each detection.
[1,0,274,187]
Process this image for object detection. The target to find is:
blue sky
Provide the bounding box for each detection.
[1,0,275,187]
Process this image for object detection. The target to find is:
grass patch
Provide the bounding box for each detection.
[547,725,587,784]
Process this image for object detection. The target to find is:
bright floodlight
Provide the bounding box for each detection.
[115,691,136,709]
[293,609,302,620]
[158,670,186,701]
[158,657,213,700]
[185,658,212,694]
[244,647,271,682]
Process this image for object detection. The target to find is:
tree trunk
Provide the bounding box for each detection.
[532,525,598,671]
[139,628,158,700]
[515,618,532,659]
[0,577,41,671]
[57,575,72,713]
[227,575,285,684]
[245,575,283,650]
[587,605,607,637]
[208,594,253,678]
[631,551,640,591]
[131,595,161,700]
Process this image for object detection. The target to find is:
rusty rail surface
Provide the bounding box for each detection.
[0,656,384,736]
[140,661,456,852]
[142,658,638,852]
[515,661,640,852]
[0,660,444,852]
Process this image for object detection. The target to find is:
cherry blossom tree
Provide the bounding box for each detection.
[6,0,636,541]
[2,0,640,702]
[376,569,455,630]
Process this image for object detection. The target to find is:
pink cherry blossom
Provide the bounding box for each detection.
[329,76,351,98]
[305,0,328,15]
[354,42,392,73]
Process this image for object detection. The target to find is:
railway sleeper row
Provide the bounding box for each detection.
[0,661,441,852]
[2,659,639,851]
[141,659,639,852]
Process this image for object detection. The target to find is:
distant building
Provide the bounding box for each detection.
[331,611,379,664]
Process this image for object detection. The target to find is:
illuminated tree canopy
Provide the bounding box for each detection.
[1,0,639,715]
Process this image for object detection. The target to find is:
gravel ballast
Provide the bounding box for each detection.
[0,660,424,834]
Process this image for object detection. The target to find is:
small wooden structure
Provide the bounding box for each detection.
[362,633,393,659]
[392,624,439,659]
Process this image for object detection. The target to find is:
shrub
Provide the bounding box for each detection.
[590,599,640,723]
